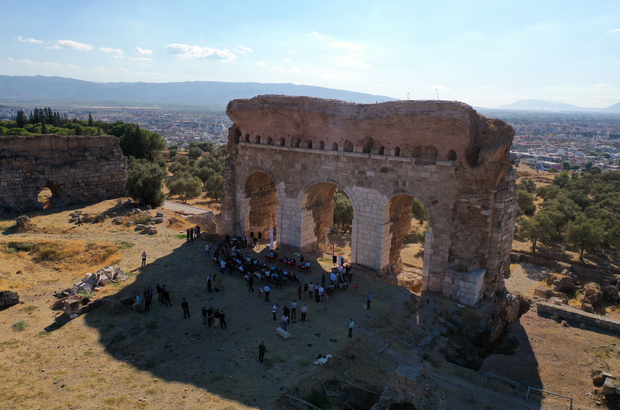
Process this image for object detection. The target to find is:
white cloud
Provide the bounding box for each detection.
[283,58,292,62]
[360,63,371,68]
[135,47,153,55]
[165,44,236,60]
[100,47,124,55]
[235,45,253,53]
[482,85,492,88]
[21,59,39,65]
[93,67,107,72]
[595,83,608,88]
[135,72,165,76]
[21,59,64,68]
[609,29,620,32]
[255,62,265,67]
[191,64,198,68]
[48,39,92,51]
[335,57,368,68]
[67,65,81,70]
[117,67,130,73]
[129,57,153,61]
[269,66,286,72]
[330,42,362,51]
[16,36,42,44]
[312,31,319,35]
[292,66,299,73]
[288,50,297,53]
[7,58,13,62]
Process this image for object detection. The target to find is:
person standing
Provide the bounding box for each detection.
[264,285,271,302]
[321,273,326,288]
[301,304,308,322]
[220,259,226,275]
[248,275,254,291]
[366,293,372,310]
[182,298,190,318]
[291,300,298,320]
[205,243,210,257]
[354,283,359,295]
[202,306,208,324]
[213,309,220,328]
[304,283,309,299]
[281,313,289,331]
[220,311,227,329]
[258,341,266,362]
[156,283,162,303]
[348,318,354,338]
[272,304,278,321]
[163,286,172,306]
[143,288,151,312]
[141,251,147,267]
[207,307,214,327]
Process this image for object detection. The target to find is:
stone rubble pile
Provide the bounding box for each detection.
[0,290,20,307]
[74,265,128,293]
[15,215,33,230]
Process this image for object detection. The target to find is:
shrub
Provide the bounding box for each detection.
[12,320,28,332]
[7,242,35,252]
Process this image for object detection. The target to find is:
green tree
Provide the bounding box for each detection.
[562,162,570,171]
[126,158,166,207]
[333,190,354,232]
[566,216,603,261]
[188,146,203,160]
[584,161,593,171]
[15,110,28,128]
[411,198,427,224]
[167,175,203,203]
[205,174,223,200]
[88,113,94,127]
[517,213,554,253]
[74,125,83,135]
[517,190,536,215]
[517,178,536,193]
[40,121,47,134]
[168,145,178,158]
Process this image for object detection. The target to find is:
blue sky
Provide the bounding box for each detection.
[1,0,618,108]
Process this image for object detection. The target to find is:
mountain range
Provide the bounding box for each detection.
[495,99,620,113]
[0,75,395,108]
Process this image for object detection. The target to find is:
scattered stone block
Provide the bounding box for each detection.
[603,379,618,395]
[0,290,20,307]
[276,327,290,339]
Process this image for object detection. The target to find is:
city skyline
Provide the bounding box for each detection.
[0,0,618,109]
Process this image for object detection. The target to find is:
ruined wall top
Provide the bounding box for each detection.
[0,134,123,163]
[227,95,514,167]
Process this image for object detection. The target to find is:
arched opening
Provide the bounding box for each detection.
[300,183,354,256]
[306,140,313,149]
[292,138,301,148]
[383,194,429,283]
[413,146,423,157]
[244,172,279,241]
[343,140,354,152]
[38,181,63,209]
[360,137,374,154]
[266,137,273,145]
[332,142,338,151]
[233,128,241,144]
[393,147,401,156]
[371,145,385,155]
[446,149,457,161]
[244,133,250,143]
[319,141,325,150]
[279,137,286,146]
[425,146,438,159]
[255,135,261,144]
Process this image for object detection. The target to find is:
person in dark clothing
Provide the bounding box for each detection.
[258,341,266,362]
[143,288,151,311]
[297,284,302,300]
[156,283,162,303]
[248,275,254,291]
[163,286,172,306]
[16,208,22,217]
[182,298,190,318]
[321,273,326,288]
[202,306,207,324]
[220,311,227,329]
[207,307,214,326]
[186,228,190,242]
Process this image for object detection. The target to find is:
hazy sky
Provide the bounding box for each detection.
[1,0,618,108]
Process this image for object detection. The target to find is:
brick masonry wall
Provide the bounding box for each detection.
[219,97,516,304]
[0,135,127,211]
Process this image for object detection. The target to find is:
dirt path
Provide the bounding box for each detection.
[164,200,211,215]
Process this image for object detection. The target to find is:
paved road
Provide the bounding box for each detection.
[163,200,210,215]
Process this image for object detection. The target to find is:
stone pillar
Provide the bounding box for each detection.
[422,228,434,291]
[348,186,388,272]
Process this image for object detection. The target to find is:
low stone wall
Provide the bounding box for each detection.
[537,301,620,332]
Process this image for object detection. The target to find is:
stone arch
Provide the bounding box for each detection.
[243,171,279,240]
[379,191,435,275]
[393,147,401,156]
[343,140,354,152]
[372,145,385,155]
[255,135,261,144]
[266,137,273,145]
[245,133,250,143]
[306,140,313,149]
[360,137,374,154]
[38,180,63,209]
[413,146,423,157]
[332,142,338,151]
[279,137,286,146]
[425,146,438,159]
[446,149,457,161]
[233,128,241,144]
[292,138,301,148]
[319,141,325,150]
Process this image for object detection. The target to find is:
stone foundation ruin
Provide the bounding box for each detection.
[219,96,516,305]
[0,134,127,212]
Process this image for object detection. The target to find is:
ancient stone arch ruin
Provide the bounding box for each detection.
[219,96,517,305]
[0,135,127,212]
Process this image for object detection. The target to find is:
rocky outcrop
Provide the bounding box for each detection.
[371,366,447,410]
[0,135,127,212]
[0,290,20,307]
